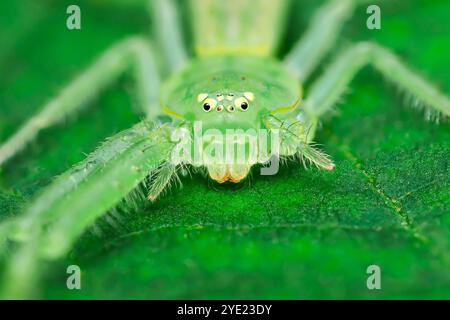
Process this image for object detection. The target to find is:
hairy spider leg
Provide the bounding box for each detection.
[302,42,450,120]
[0,122,174,298]
[0,0,189,297]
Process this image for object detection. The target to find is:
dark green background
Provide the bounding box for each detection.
[0,0,449,299]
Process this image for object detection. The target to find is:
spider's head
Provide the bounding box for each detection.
[193,90,259,183]
[161,56,302,183]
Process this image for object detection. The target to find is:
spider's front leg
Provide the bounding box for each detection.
[0,36,161,167]
[0,121,176,298]
[302,42,450,120]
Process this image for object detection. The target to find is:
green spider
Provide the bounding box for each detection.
[0,0,449,298]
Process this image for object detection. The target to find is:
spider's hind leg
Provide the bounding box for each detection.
[0,36,161,167]
[302,42,450,121]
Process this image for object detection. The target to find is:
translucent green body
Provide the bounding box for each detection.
[161,55,305,182]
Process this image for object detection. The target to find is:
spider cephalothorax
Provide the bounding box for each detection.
[160,55,309,183]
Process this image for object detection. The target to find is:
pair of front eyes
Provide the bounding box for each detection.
[202,97,249,113]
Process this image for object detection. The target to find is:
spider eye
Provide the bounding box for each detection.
[234,97,249,111]
[197,93,208,102]
[202,98,217,112]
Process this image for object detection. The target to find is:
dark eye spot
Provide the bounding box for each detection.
[240,102,248,110]
[203,103,211,111]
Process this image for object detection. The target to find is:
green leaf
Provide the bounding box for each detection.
[0,0,449,299]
